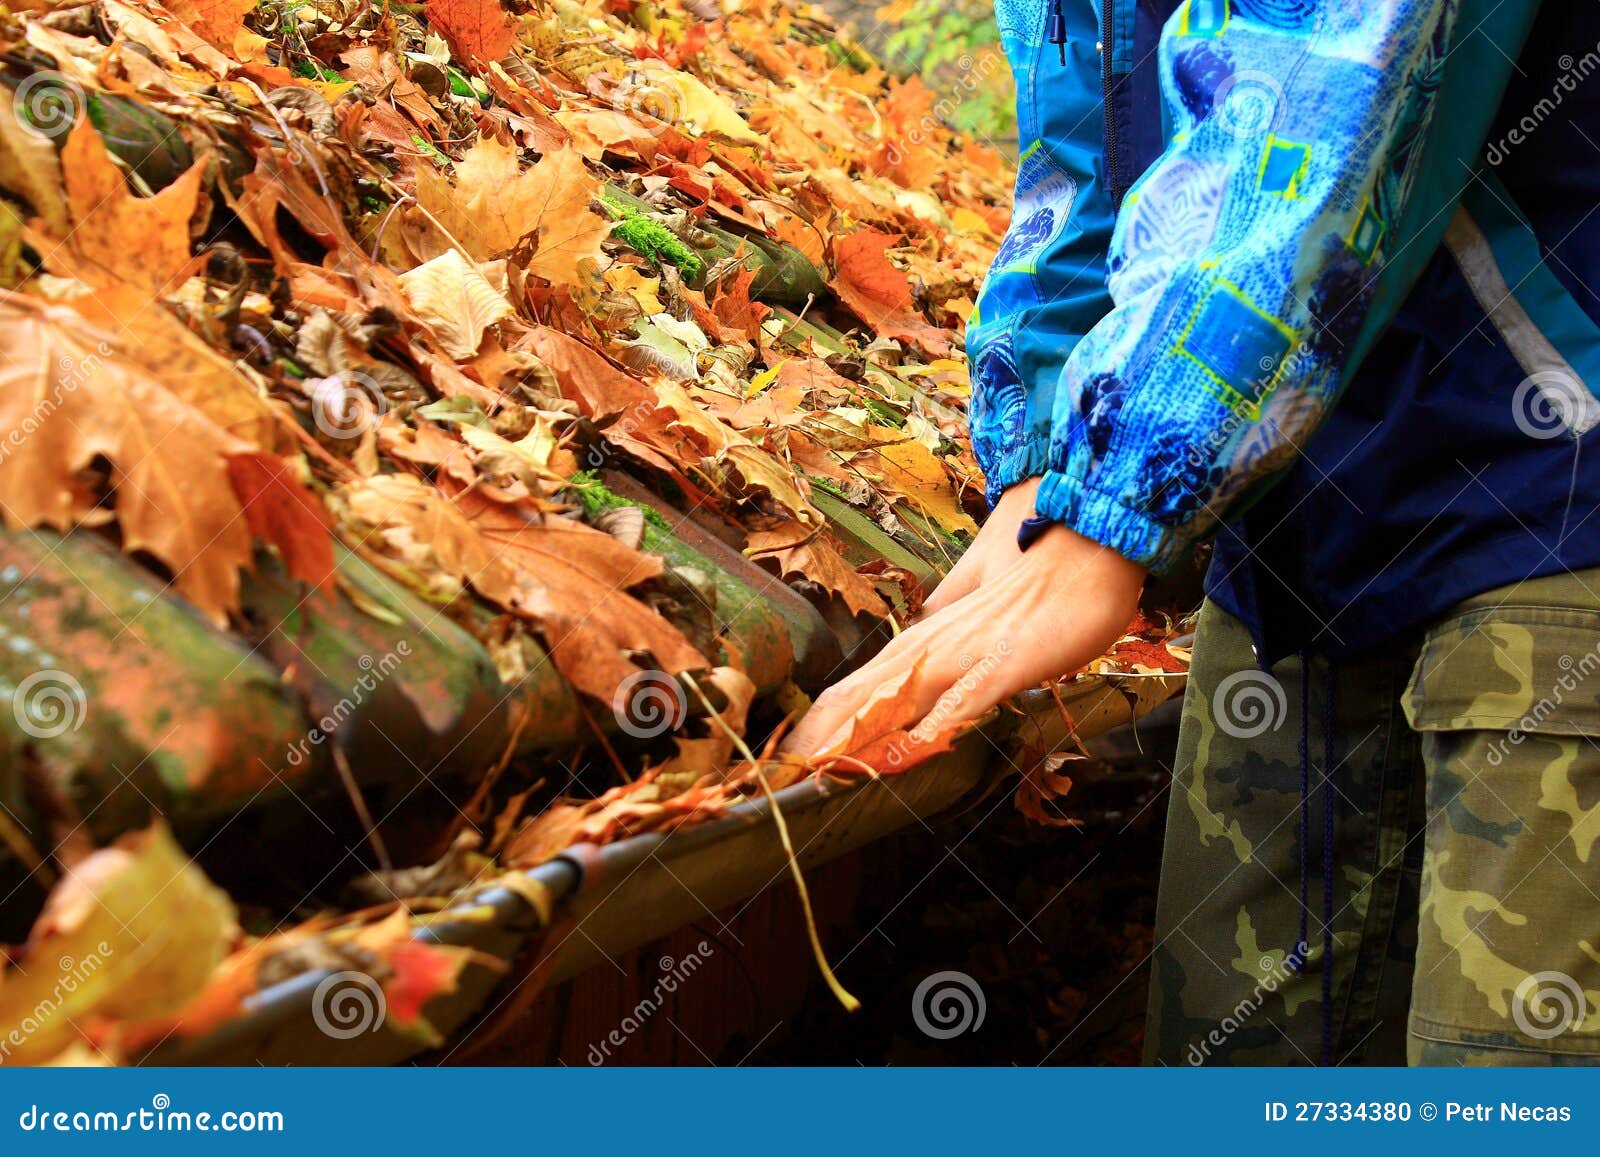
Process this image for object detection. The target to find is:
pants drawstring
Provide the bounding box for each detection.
[1321,663,1338,1067]
[1295,650,1310,987]
[1292,650,1337,1066]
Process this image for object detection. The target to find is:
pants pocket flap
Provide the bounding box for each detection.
[1403,606,1600,735]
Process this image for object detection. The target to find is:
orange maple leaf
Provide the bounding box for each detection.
[339,474,706,705]
[829,230,953,358]
[165,0,258,49]
[746,521,887,619]
[425,0,516,65]
[416,136,610,286]
[36,120,202,295]
[225,452,336,593]
[831,659,966,774]
[0,294,325,623]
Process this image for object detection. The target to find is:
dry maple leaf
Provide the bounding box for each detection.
[651,665,757,796]
[824,658,966,773]
[0,824,235,1064]
[398,249,515,360]
[349,910,487,1040]
[746,520,888,619]
[853,434,979,536]
[68,283,290,451]
[339,474,705,704]
[0,99,69,235]
[0,295,253,618]
[1015,751,1084,829]
[830,230,953,358]
[33,120,202,295]
[0,294,332,621]
[164,0,257,49]
[651,380,823,524]
[501,777,729,868]
[226,452,335,595]
[707,263,768,343]
[424,0,516,65]
[417,136,611,285]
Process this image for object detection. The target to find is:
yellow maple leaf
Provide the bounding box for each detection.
[416,135,611,286]
[0,824,235,1064]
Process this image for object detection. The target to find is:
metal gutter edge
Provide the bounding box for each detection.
[141,733,994,1067]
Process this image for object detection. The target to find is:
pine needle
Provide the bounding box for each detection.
[333,746,393,872]
[687,677,860,1012]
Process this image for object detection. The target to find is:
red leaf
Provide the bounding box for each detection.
[383,939,466,1027]
[830,230,952,358]
[226,452,335,593]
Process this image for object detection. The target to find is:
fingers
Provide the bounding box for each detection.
[922,559,978,617]
[783,600,996,758]
[783,524,1149,767]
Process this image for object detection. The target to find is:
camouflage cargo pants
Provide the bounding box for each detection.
[1145,569,1600,1065]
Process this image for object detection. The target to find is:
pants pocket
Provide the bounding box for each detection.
[1401,602,1600,1062]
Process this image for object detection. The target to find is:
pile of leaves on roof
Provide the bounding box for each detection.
[0,0,1187,1061]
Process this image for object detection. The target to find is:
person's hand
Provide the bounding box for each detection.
[781,522,1146,759]
[922,476,1040,616]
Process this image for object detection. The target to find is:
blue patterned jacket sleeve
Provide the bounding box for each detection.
[1030,0,1487,573]
[966,0,1119,506]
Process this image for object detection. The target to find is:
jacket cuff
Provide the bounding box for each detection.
[1034,471,1192,574]
[983,434,1054,507]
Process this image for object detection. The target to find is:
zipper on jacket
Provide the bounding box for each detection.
[1048,0,1067,63]
[1100,0,1122,202]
